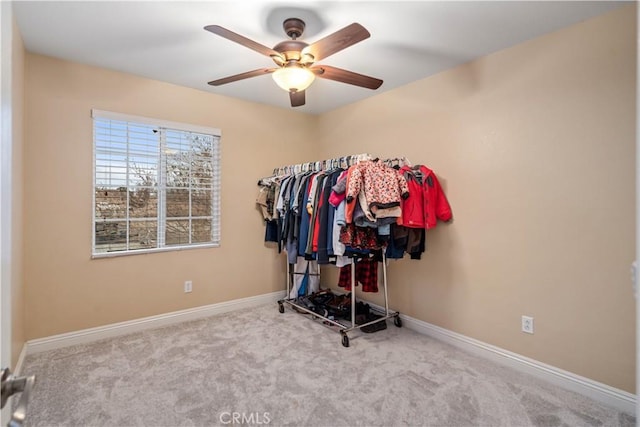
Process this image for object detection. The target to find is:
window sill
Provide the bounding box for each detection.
[91,243,220,259]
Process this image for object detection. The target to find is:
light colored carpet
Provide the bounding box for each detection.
[19,303,635,426]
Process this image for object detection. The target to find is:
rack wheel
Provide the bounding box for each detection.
[278,303,285,314]
[394,316,402,327]
[341,334,350,348]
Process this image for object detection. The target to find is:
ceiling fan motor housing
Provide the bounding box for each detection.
[283,18,305,39]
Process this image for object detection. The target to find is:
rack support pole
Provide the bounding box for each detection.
[382,252,390,316]
[351,258,356,327]
[286,262,291,298]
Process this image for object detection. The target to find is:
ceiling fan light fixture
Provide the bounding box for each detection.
[272,64,315,92]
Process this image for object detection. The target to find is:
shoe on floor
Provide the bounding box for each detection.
[357,313,387,333]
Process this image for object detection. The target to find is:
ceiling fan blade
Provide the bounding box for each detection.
[208,68,276,86]
[303,23,370,62]
[290,90,306,107]
[204,25,285,62]
[311,65,383,90]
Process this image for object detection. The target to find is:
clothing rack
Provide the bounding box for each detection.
[258,154,412,185]
[383,156,412,168]
[272,152,403,347]
[259,153,373,185]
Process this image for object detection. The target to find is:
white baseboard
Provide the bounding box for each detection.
[26,291,285,354]
[393,309,635,415]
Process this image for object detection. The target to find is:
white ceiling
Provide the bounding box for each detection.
[13,1,626,115]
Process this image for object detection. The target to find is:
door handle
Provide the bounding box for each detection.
[1,368,36,427]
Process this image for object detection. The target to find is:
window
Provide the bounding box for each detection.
[92,110,221,257]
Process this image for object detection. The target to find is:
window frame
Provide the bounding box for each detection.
[91,109,221,258]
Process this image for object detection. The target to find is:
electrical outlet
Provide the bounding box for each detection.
[522,315,534,334]
[184,280,192,293]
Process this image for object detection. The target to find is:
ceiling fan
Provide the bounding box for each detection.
[204,18,383,107]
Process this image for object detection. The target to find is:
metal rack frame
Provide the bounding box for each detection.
[277,253,402,347]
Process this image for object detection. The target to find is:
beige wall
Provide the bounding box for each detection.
[23,54,318,339]
[11,16,25,367]
[22,5,635,394]
[318,6,636,392]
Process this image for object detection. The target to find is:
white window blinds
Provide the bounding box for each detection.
[92,110,221,256]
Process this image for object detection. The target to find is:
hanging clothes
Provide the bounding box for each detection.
[317,169,343,264]
[297,175,314,257]
[339,223,383,251]
[305,173,327,258]
[256,156,452,266]
[400,165,452,229]
[346,159,410,213]
[290,257,320,298]
[338,258,379,293]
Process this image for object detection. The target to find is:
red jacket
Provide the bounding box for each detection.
[400,165,452,229]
